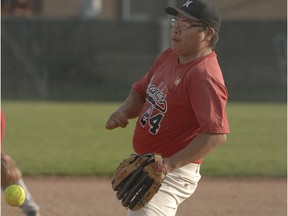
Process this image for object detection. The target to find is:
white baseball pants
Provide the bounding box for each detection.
[128,163,201,216]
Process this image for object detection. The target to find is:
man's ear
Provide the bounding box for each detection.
[205,27,215,41]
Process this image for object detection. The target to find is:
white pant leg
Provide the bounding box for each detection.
[128,163,201,216]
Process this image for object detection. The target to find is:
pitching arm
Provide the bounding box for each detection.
[105,89,145,130]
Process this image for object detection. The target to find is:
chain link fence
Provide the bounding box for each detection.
[1,15,286,101]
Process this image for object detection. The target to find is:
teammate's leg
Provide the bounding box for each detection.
[18,179,41,216]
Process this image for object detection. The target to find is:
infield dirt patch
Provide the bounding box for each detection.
[1,176,286,216]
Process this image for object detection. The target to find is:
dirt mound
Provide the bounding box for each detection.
[2,176,286,216]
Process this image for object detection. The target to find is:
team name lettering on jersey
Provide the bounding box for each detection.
[140,78,168,135]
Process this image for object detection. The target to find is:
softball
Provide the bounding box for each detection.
[4,184,26,207]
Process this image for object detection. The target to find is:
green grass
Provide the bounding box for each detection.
[201,103,287,177]
[1,101,287,177]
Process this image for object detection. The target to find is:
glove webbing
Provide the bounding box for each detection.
[122,170,154,209]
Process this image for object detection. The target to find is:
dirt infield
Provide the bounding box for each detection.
[1,176,287,216]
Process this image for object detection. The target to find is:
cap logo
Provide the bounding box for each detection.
[183,0,193,8]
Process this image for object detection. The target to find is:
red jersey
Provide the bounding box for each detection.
[132,49,230,163]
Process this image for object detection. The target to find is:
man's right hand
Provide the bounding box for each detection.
[105,111,129,130]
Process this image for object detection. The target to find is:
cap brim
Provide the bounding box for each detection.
[165,7,200,22]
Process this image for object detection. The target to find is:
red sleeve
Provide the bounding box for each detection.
[190,79,230,134]
[132,49,174,100]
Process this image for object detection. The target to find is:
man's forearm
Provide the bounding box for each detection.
[165,133,227,173]
[105,89,144,130]
[119,88,145,119]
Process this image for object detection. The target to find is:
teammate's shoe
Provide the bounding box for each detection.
[25,210,41,216]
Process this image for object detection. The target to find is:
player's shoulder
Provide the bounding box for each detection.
[158,48,178,62]
[184,52,224,84]
[162,48,175,56]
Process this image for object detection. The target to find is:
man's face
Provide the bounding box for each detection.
[170,14,208,58]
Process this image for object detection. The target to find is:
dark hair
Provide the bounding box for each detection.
[199,26,219,49]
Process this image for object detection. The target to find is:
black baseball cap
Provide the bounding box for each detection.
[165,0,221,32]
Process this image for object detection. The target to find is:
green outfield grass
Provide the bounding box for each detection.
[1,101,287,177]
